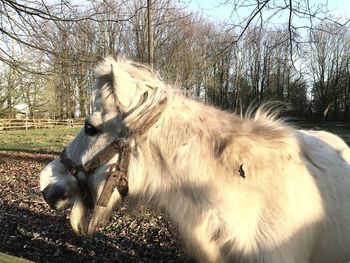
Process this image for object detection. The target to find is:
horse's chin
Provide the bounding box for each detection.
[70,198,89,235]
[69,190,123,236]
[86,205,115,236]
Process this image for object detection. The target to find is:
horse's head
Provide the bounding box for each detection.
[39,57,167,234]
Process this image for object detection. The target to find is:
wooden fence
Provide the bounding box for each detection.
[0,118,84,131]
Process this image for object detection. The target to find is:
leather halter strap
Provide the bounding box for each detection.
[59,138,129,208]
[60,148,94,209]
[96,139,131,206]
[59,96,168,208]
[95,97,168,206]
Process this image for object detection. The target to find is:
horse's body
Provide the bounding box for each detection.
[40,57,350,263]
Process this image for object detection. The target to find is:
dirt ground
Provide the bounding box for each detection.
[0,151,194,263]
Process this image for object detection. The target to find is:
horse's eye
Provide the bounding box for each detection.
[84,122,99,136]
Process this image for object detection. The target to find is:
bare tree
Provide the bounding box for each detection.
[0,0,349,121]
[203,0,350,63]
[307,23,350,119]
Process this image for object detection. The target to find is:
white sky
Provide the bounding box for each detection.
[187,0,350,26]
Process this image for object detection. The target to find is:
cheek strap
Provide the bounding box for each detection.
[97,140,131,207]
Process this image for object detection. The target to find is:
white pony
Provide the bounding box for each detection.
[40,57,350,263]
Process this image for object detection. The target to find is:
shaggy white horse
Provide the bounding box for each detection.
[40,57,350,263]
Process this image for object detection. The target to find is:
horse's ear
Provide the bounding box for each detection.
[95,67,114,92]
[94,57,116,92]
[94,57,146,112]
[95,54,119,64]
[95,55,103,63]
[111,53,119,61]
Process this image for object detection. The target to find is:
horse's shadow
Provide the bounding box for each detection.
[0,150,193,263]
[0,202,193,263]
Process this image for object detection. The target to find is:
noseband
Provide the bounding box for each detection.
[60,138,131,208]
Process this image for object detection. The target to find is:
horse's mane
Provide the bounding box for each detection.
[93,56,290,129]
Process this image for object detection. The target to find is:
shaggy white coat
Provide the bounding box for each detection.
[40,57,350,263]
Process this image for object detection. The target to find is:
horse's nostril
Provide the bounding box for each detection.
[41,184,68,209]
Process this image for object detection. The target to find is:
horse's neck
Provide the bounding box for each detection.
[135,141,265,261]
[131,112,265,252]
[129,94,296,248]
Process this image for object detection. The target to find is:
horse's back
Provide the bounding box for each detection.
[300,130,350,163]
[297,130,350,262]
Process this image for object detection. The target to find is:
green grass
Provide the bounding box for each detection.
[0,127,81,152]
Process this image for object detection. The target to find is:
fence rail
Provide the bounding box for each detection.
[0,118,84,131]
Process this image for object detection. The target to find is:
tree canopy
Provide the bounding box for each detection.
[0,0,349,120]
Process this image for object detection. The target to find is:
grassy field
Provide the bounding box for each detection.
[0,127,81,152]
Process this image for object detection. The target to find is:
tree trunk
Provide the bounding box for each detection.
[147,0,154,68]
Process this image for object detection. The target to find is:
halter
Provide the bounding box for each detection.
[59,96,168,208]
[60,138,131,208]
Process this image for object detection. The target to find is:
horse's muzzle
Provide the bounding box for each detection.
[41,184,68,210]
